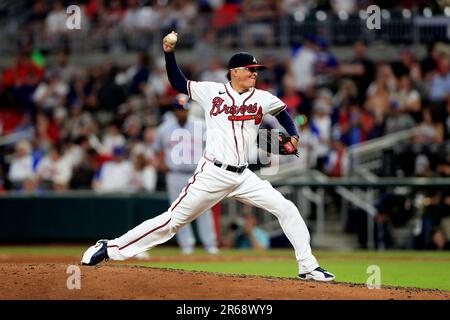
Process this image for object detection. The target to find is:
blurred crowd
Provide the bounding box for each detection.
[3,0,449,54]
[0,47,162,193]
[290,38,450,179]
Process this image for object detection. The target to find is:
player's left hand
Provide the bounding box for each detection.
[278,132,299,157]
[258,131,299,157]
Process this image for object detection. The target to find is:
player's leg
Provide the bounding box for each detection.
[228,170,323,276]
[167,173,197,254]
[196,208,219,254]
[100,159,231,261]
[104,210,173,261]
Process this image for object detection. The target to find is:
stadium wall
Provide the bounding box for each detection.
[0,193,170,242]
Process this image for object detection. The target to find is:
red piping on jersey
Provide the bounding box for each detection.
[203,153,215,163]
[240,88,255,162]
[187,80,192,98]
[240,120,245,164]
[170,161,206,212]
[224,84,240,165]
[231,121,240,164]
[107,218,171,251]
[242,88,255,106]
[108,161,206,252]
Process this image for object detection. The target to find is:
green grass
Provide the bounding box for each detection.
[1,246,449,291]
[132,252,450,291]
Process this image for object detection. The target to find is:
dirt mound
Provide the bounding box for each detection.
[0,263,448,300]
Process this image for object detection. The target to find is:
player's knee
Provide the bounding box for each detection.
[269,198,298,217]
[278,200,300,219]
[282,199,298,214]
[169,217,190,234]
[169,220,181,233]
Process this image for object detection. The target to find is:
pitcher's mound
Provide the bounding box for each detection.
[0,263,448,300]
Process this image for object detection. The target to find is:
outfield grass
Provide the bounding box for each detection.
[1,246,449,291]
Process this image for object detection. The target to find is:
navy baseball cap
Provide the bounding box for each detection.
[227,52,266,80]
[173,94,190,110]
[228,52,266,71]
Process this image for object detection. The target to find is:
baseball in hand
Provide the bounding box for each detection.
[165,32,178,45]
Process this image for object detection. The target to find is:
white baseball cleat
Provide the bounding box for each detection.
[298,267,335,282]
[81,240,109,266]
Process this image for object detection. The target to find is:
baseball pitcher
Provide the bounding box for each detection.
[81,32,335,281]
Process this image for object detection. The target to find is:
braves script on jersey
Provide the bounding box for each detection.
[188,81,285,166]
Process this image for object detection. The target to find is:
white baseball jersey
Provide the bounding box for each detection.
[187,81,286,166]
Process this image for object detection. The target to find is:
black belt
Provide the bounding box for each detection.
[213,160,247,174]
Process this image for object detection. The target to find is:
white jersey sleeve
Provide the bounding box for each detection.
[187,80,221,111]
[263,91,286,116]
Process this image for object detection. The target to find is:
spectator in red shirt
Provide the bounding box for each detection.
[212,1,240,47]
[86,0,106,25]
[35,112,61,148]
[2,50,44,88]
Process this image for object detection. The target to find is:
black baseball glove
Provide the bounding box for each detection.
[258,130,299,157]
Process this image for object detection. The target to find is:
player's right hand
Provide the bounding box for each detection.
[162,32,178,53]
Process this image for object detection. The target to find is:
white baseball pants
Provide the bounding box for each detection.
[106,157,319,274]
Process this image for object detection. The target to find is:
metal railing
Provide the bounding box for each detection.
[347,128,416,175]
[221,173,450,248]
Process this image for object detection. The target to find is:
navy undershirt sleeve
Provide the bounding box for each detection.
[275,109,299,137]
[164,51,188,95]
